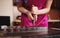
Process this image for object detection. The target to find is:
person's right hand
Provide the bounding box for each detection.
[33,14,37,22]
[27,11,34,21]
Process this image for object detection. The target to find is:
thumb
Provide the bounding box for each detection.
[32,5,35,9]
[32,5,35,11]
[32,5,35,7]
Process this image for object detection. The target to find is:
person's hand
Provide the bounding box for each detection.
[32,5,38,14]
[33,14,37,22]
[27,11,37,22]
[31,5,38,21]
[26,11,34,21]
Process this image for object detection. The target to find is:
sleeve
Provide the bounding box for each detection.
[15,0,21,2]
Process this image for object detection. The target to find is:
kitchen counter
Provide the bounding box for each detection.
[0,27,60,38]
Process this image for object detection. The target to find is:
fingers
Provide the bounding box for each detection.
[27,5,38,21]
[32,5,38,10]
[32,5,38,14]
[31,5,37,21]
[33,14,37,21]
[31,5,34,13]
[32,5,35,11]
[32,5,35,7]
[27,12,34,21]
[27,13,37,22]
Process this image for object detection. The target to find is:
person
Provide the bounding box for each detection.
[15,0,53,30]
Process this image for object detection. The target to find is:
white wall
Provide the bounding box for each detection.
[0,0,13,25]
[13,6,21,21]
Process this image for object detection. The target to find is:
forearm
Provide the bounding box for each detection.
[36,8,50,14]
[18,7,29,14]
[18,7,34,20]
[16,2,34,20]
[32,0,53,15]
[37,0,53,14]
[32,6,50,15]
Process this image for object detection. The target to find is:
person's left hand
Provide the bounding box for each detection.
[31,5,38,14]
